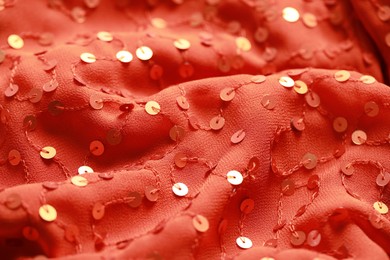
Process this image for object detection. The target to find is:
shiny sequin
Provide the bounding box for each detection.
[4,84,19,97]
[78,165,94,175]
[359,75,376,84]
[231,129,246,144]
[169,125,185,142]
[176,96,189,110]
[71,175,88,187]
[39,204,57,222]
[305,92,320,108]
[145,101,161,115]
[172,182,188,196]
[8,149,21,166]
[92,202,105,220]
[136,46,153,61]
[281,179,295,196]
[5,194,22,210]
[302,13,317,28]
[333,117,348,133]
[209,116,225,130]
[235,37,251,51]
[236,236,253,249]
[334,70,350,82]
[220,88,236,102]
[279,76,295,88]
[364,101,379,117]
[290,231,306,246]
[90,140,104,156]
[260,94,276,110]
[227,170,243,185]
[128,192,142,208]
[116,50,133,63]
[351,130,367,145]
[145,186,159,202]
[283,7,300,23]
[307,230,321,247]
[8,34,24,49]
[40,146,56,159]
[340,162,354,176]
[240,198,255,214]
[174,152,187,168]
[192,215,209,232]
[89,94,104,110]
[293,80,308,94]
[373,201,388,214]
[376,172,390,187]
[173,39,191,50]
[302,153,317,170]
[80,52,96,63]
[97,31,113,42]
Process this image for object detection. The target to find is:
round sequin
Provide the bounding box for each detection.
[251,75,266,83]
[90,140,104,156]
[376,172,390,187]
[23,115,37,131]
[281,179,295,196]
[373,201,388,214]
[42,181,59,190]
[236,236,253,249]
[378,5,390,22]
[43,81,59,92]
[231,129,246,144]
[173,39,191,50]
[92,202,105,220]
[209,116,225,130]
[151,17,167,28]
[8,149,21,166]
[302,153,317,170]
[302,13,317,28]
[5,194,22,210]
[176,96,189,110]
[369,211,384,229]
[220,88,236,102]
[179,62,194,78]
[145,101,161,115]
[169,125,185,142]
[290,231,306,246]
[116,50,133,63]
[235,37,251,51]
[261,94,276,110]
[28,88,43,103]
[192,215,209,232]
[78,165,94,175]
[307,174,320,189]
[334,70,350,82]
[340,162,354,176]
[8,34,24,49]
[106,128,122,146]
[283,7,300,23]
[22,226,39,241]
[145,186,159,202]
[150,64,164,80]
[307,230,321,247]
[39,32,54,46]
[305,92,320,108]
[247,156,260,172]
[291,117,305,131]
[293,80,308,94]
[128,192,142,208]
[4,84,19,97]
[240,198,255,214]
[97,31,113,42]
[333,117,348,133]
[89,94,104,110]
[359,75,376,84]
[351,130,367,145]
[172,182,188,196]
[71,175,88,187]
[174,152,187,168]
[364,101,379,117]
[40,146,56,159]
[226,170,243,185]
[254,27,269,43]
[39,204,57,222]
[42,60,57,71]
[136,46,153,61]
[80,52,96,63]
[279,76,295,88]
[48,100,64,116]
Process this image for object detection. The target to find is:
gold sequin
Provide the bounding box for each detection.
[172,182,188,196]
[373,201,388,214]
[290,231,306,246]
[136,46,153,61]
[283,7,300,23]
[39,204,57,222]
[261,94,276,110]
[173,39,191,50]
[80,52,96,63]
[220,88,236,102]
[240,198,254,214]
[40,146,56,159]
[293,80,308,94]
[351,130,367,145]
[231,129,246,144]
[364,101,379,117]
[89,94,104,110]
[78,165,94,175]
[359,75,376,84]
[92,202,105,220]
[151,18,167,28]
[145,101,161,115]
[279,76,295,88]
[209,116,225,130]
[71,175,88,187]
[333,117,348,133]
[90,140,104,156]
[5,194,22,210]
[169,125,185,142]
[145,186,159,202]
[8,34,24,49]
[8,149,21,166]
[174,152,187,168]
[176,96,189,110]
[334,70,350,82]
[192,215,209,232]
[236,236,253,249]
[235,37,251,51]
[97,31,113,42]
[226,170,243,185]
[116,50,133,63]
[302,13,317,28]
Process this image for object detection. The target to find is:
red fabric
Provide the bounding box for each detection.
[0,0,390,259]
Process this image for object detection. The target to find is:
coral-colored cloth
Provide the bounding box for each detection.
[0,0,390,259]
